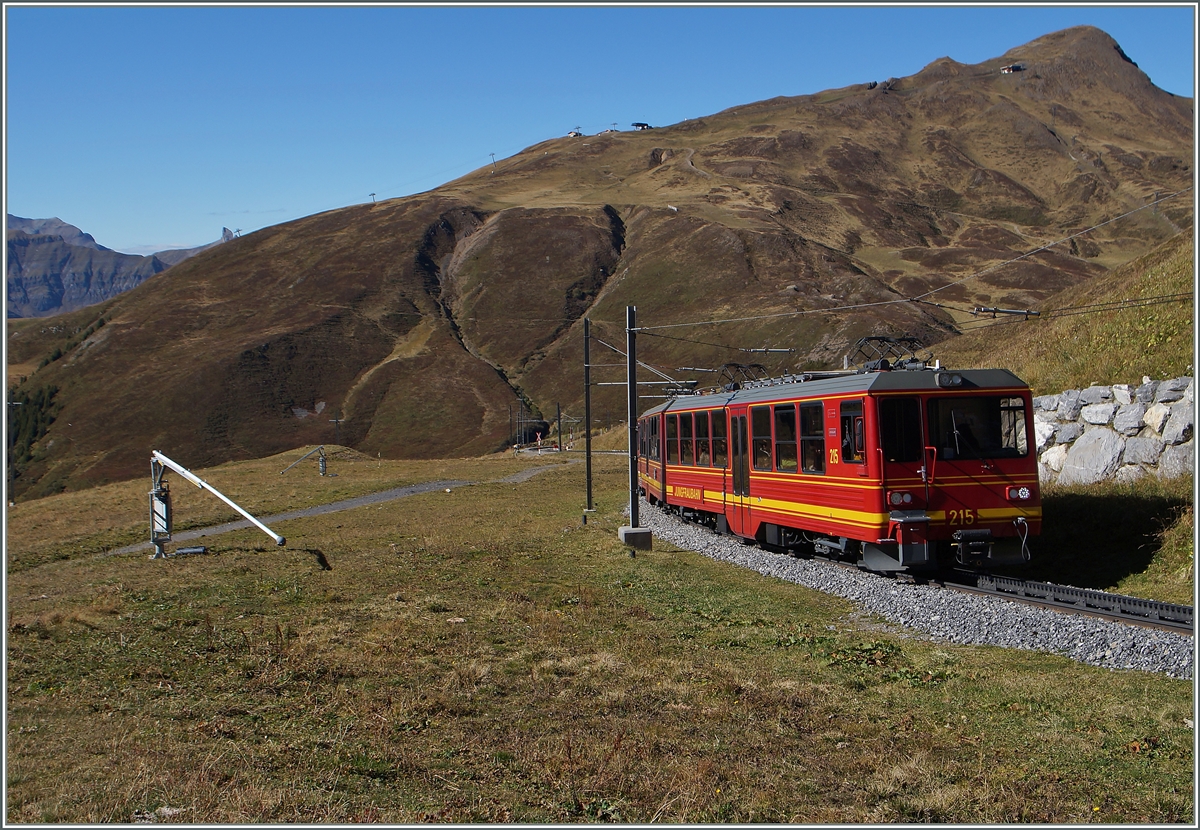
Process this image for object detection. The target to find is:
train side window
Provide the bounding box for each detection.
[751,406,773,471]
[880,397,922,462]
[774,404,798,472]
[800,401,825,474]
[679,412,694,466]
[711,409,728,468]
[695,410,711,466]
[666,414,679,465]
[840,400,864,463]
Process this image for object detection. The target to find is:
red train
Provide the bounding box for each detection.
[637,358,1041,572]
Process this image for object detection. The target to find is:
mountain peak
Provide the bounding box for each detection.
[995,25,1164,95]
[5,26,1193,498]
[6,214,107,251]
[7,217,234,317]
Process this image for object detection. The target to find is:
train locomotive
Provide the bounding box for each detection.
[636,347,1041,572]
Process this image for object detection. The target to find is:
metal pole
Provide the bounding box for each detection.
[626,305,639,528]
[281,445,324,475]
[584,318,593,511]
[556,402,562,452]
[151,450,285,546]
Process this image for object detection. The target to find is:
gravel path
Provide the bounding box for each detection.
[107,463,571,557]
[640,501,1194,679]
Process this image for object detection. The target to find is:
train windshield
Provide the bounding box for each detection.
[928,396,1029,460]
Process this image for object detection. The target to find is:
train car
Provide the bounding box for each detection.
[637,360,1041,572]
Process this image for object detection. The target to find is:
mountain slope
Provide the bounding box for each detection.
[5,26,1193,499]
[931,225,1194,395]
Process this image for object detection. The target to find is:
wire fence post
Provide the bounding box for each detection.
[584,318,593,512]
[626,305,639,529]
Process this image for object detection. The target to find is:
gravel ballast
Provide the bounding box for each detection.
[640,502,1194,680]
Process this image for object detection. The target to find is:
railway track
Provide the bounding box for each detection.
[645,502,1193,676]
[770,542,1194,635]
[943,573,1194,635]
[663,507,1195,637]
[817,553,1193,635]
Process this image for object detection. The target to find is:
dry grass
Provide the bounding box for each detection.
[5,452,1193,823]
[4,447,572,572]
[1111,492,1195,606]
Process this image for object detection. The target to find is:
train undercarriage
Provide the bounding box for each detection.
[645,491,1030,574]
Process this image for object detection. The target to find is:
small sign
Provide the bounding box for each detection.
[151,489,171,536]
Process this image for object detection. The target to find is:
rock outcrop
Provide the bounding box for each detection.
[1035,377,1193,485]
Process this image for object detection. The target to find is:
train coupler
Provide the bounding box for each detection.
[952,528,994,565]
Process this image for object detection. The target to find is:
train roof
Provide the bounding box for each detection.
[639,366,1029,418]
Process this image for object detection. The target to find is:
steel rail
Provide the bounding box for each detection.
[953,574,1193,635]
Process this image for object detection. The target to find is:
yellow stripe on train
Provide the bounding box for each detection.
[656,481,1042,529]
[728,494,889,529]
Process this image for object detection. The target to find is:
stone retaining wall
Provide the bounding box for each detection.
[1034,377,1194,485]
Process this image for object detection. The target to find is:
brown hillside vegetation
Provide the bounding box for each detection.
[5,25,1193,499]
[932,225,1194,395]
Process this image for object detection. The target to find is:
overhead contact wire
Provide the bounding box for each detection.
[624,187,1192,334]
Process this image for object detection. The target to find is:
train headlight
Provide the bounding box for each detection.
[936,372,964,387]
[888,491,914,506]
[1007,486,1033,501]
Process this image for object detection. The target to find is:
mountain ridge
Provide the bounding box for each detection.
[5,25,1193,500]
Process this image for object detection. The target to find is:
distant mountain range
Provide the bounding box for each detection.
[6,216,233,318]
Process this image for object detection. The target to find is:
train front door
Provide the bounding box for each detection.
[727,406,752,536]
[881,393,1024,524]
[878,396,926,489]
[876,395,935,568]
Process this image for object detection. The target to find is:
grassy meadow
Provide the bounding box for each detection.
[4,444,1194,823]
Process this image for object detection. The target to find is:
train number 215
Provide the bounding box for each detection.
[948,508,976,525]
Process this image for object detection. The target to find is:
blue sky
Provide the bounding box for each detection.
[4,2,1195,255]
